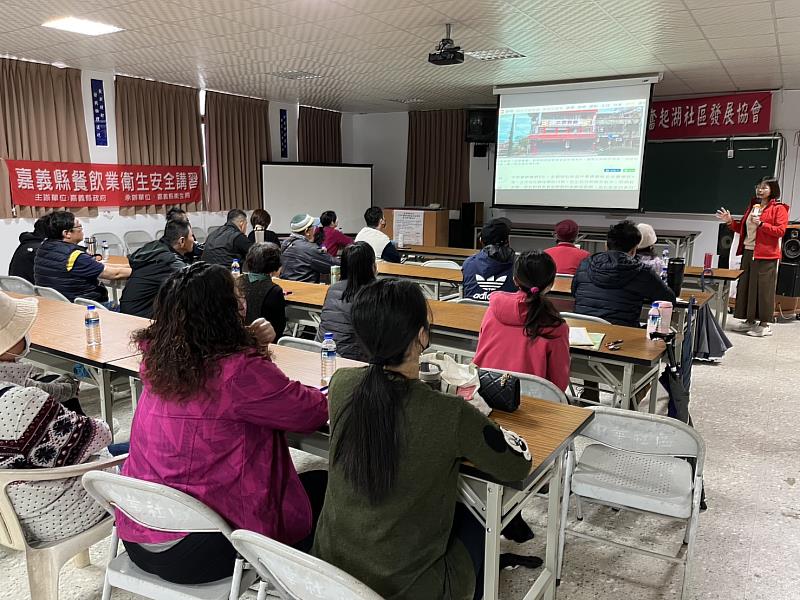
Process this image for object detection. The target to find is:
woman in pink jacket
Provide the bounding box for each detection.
[473,251,571,391]
[118,262,329,585]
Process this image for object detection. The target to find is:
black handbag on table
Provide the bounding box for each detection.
[478,370,521,412]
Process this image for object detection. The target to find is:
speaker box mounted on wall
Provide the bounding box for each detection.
[465,109,498,144]
[782,225,800,263]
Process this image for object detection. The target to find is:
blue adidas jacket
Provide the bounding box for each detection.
[461,246,517,301]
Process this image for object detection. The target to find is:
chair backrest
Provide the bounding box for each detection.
[453,298,489,306]
[92,233,126,257]
[580,407,705,473]
[74,297,109,310]
[230,529,383,600]
[156,229,165,240]
[34,285,70,303]
[560,311,611,325]
[192,226,207,244]
[82,471,233,536]
[0,275,36,295]
[277,336,323,353]
[480,367,568,404]
[423,260,461,270]
[207,225,221,238]
[123,230,153,253]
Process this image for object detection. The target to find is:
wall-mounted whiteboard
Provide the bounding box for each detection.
[261,163,372,234]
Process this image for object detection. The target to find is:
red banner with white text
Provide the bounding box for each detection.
[4,160,203,207]
[647,92,772,140]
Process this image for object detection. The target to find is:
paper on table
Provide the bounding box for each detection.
[569,327,594,346]
[588,332,606,351]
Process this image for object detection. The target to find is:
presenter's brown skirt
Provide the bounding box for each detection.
[734,249,778,323]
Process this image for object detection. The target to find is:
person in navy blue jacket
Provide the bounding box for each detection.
[461,218,518,301]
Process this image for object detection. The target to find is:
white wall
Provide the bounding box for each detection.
[769,89,800,220]
[351,112,408,208]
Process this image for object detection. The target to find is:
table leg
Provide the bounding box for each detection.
[129,376,141,412]
[620,364,633,410]
[434,281,441,300]
[720,281,731,329]
[97,368,114,441]
[483,482,503,600]
[648,368,660,413]
[543,455,564,600]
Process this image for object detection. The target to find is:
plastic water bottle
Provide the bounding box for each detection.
[320,333,337,387]
[660,248,669,281]
[85,306,102,347]
[231,259,241,277]
[101,240,109,261]
[646,303,661,336]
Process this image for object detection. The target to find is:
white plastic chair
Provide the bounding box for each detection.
[123,230,153,254]
[452,297,488,306]
[81,471,257,600]
[276,336,323,353]
[0,455,127,600]
[192,227,207,244]
[558,407,705,599]
[560,311,611,325]
[420,260,461,301]
[422,260,461,270]
[34,285,71,303]
[230,529,383,600]
[74,297,109,310]
[156,229,165,240]
[92,233,126,258]
[480,367,568,404]
[207,226,221,238]
[0,275,36,295]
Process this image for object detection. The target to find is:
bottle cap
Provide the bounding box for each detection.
[324,333,334,340]
[88,305,96,310]
[651,303,659,307]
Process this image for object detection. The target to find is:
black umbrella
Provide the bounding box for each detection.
[693,273,733,361]
[654,331,691,424]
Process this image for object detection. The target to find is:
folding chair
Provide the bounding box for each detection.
[479,367,567,404]
[81,471,258,600]
[451,297,488,306]
[192,227,207,244]
[34,286,71,303]
[557,406,705,600]
[92,233,126,257]
[74,297,109,310]
[0,275,36,295]
[123,230,154,254]
[422,260,461,301]
[276,336,323,353]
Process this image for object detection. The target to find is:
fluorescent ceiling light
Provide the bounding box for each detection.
[42,17,123,36]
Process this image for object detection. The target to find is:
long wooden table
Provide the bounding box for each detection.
[682,266,742,328]
[377,261,463,299]
[9,293,147,436]
[399,245,476,263]
[275,279,667,412]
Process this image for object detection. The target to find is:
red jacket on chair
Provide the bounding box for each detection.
[729,198,789,260]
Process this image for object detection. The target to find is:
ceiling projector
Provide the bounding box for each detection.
[428,24,464,66]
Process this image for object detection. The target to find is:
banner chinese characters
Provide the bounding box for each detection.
[4,160,203,207]
[647,92,772,140]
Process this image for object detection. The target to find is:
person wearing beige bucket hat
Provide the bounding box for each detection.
[0,291,112,544]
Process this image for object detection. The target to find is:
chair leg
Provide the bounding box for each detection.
[25,549,61,600]
[102,528,120,600]
[73,549,91,568]
[575,495,584,521]
[256,581,269,600]
[229,557,244,600]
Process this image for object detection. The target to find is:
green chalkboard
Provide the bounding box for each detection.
[640,136,781,215]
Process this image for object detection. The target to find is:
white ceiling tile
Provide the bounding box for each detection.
[269,23,342,42]
[684,0,765,7]
[370,6,450,29]
[353,29,426,47]
[177,15,258,35]
[703,19,774,37]
[718,45,779,59]
[225,7,300,29]
[690,3,772,25]
[270,0,358,22]
[777,17,800,33]
[0,3,46,33]
[73,7,162,30]
[108,0,196,22]
[710,36,778,50]
[320,14,396,35]
[168,0,260,14]
[775,0,800,19]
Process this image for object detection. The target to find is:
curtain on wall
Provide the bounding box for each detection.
[204,91,270,212]
[115,76,203,215]
[298,106,342,163]
[405,109,470,209]
[0,59,91,219]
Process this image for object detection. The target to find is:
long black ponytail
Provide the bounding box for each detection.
[513,251,564,340]
[333,279,430,504]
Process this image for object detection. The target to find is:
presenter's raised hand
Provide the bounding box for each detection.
[715,207,733,224]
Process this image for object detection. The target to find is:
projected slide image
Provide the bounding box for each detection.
[497,104,645,158]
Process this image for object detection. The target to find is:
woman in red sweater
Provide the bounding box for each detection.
[716,177,789,337]
[314,210,353,257]
[473,250,570,390]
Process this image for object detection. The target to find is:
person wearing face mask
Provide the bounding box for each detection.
[716,177,789,337]
[0,292,113,544]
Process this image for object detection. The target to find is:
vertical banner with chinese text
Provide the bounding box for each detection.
[4,160,203,207]
[647,92,772,140]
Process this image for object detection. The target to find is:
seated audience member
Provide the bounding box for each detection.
[316,242,376,361]
[635,223,665,275]
[120,220,194,318]
[354,206,401,263]
[313,279,533,600]
[9,214,49,284]
[543,219,590,275]
[473,251,570,390]
[119,263,329,584]
[34,210,131,302]
[280,214,339,283]
[572,220,676,327]
[0,292,112,544]
[165,206,202,259]
[239,242,287,339]
[313,210,353,257]
[462,218,517,301]
[247,208,281,245]
[201,208,253,266]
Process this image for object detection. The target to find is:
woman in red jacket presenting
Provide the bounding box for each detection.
[716,177,789,337]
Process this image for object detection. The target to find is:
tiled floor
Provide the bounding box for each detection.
[1,317,798,599]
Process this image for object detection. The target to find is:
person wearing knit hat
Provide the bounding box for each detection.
[0,290,113,544]
[280,213,339,283]
[544,219,590,275]
[635,223,665,275]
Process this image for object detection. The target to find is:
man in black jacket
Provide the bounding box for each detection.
[120,220,193,318]
[572,220,676,327]
[201,208,252,267]
[9,215,49,283]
